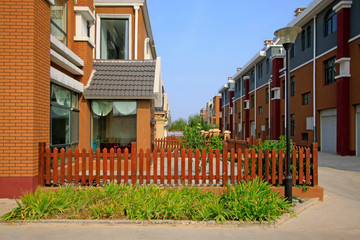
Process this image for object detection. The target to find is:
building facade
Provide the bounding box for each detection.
[0,0,166,197]
[205,95,221,127]
[216,0,360,156]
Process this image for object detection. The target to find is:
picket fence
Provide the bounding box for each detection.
[38,142,318,187]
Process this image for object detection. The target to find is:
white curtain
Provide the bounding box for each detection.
[113,101,136,116]
[92,100,113,116]
[53,85,70,107]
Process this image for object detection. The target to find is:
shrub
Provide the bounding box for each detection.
[2,180,293,222]
[179,123,205,151]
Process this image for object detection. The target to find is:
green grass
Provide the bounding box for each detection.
[2,179,293,222]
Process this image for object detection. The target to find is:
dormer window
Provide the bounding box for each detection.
[51,0,67,45]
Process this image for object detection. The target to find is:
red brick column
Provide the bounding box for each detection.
[244,76,250,139]
[334,2,352,155]
[0,0,51,198]
[271,57,284,140]
[229,91,234,138]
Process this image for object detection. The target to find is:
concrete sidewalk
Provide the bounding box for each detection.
[1,152,359,239]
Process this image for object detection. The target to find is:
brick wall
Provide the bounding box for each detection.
[0,0,50,197]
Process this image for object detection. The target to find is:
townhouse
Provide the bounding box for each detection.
[205,95,222,127]
[218,0,359,156]
[0,0,168,197]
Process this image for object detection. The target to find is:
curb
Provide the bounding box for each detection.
[1,198,321,229]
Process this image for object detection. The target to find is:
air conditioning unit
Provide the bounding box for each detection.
[306,117,313,130]
[244,100,250,109]
[229,107,233,115]
[271,87,280,100]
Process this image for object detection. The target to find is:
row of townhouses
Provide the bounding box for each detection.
[0,0,169,197]
[203,0,360,156]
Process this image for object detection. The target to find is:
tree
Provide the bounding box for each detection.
[169,118,187,131]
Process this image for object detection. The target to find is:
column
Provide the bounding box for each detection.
[271,57,284,140]
[334,1,352,155]
[244,76,250,139]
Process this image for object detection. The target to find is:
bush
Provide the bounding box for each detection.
[2,180,293,222]
[180,123,205,151]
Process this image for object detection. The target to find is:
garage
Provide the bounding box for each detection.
[357,106,360,156]
[320,109,337,154]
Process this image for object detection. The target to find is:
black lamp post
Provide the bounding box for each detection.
[274,26,301,202]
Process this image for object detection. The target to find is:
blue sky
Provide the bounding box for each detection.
[147,0,313,121]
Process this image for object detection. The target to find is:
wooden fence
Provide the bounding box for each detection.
[154,136,260,152]
[38,142,318,188]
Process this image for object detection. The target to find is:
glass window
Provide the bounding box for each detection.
[251,95,254,108]
[101,18,129,59]
[258,106,263,115]
[325,57,336,85]
[325,10,337,37]
[307,26,311,48]
[266,118,269,136]
[291,114,295,137]
[290,47,295,58]
[282,80,285,99]
[291,76,295,96]
[302,92,311,105]
[266,58,270,74]
[266,88,269,104]
[50,84,79,149]
[51,106,70,145]
[51,0,67,45]
[92,100,137,152]
[250,70,255,83]
[301,30,305,51]
[212,119,216,125]
[302,133,308,141]
[282,115,285,135]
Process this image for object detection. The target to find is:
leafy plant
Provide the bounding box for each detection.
[2,181,294,223]
[180,123,205,151]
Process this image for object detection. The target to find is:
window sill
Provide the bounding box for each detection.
[74,36,95,48]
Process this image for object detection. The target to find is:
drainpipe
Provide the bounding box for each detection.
[268,80,271,139]
[313,15,317,142]
[254,64,257,138]
[134,5,140,59]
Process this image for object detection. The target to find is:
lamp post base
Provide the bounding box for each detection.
[284,176,293,202]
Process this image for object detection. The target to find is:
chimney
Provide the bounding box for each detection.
[294,7,306,16]
[264,39,273,47]
[228,77,234,83]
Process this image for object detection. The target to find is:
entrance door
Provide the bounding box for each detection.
[320,109,337,153]
[356,106,360,156]
[250,121,255,137]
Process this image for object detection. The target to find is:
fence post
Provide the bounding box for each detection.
[222,142,229,187]
[38,142,46,186]
[312,142,318,186]
[131,142,137,184]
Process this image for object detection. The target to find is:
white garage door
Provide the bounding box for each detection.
[250,121,255,137]
[356,106,360,156]
[320,109,337,154]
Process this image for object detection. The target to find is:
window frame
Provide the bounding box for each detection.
[96,14,132,59]
[302,92,311,105]
[290,114,295,137]
[50,0,68,45]
[307,26,311,48]
[290,76,295,97]
[301,30,305,51]
[325,57,336,85]
[50,83,79,150]
[325,9,337,37]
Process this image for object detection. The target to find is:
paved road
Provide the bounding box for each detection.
[1,152,359,239]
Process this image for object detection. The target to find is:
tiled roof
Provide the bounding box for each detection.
[84,59,156,99]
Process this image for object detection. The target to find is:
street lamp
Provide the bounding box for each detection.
[274,26,302,202]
